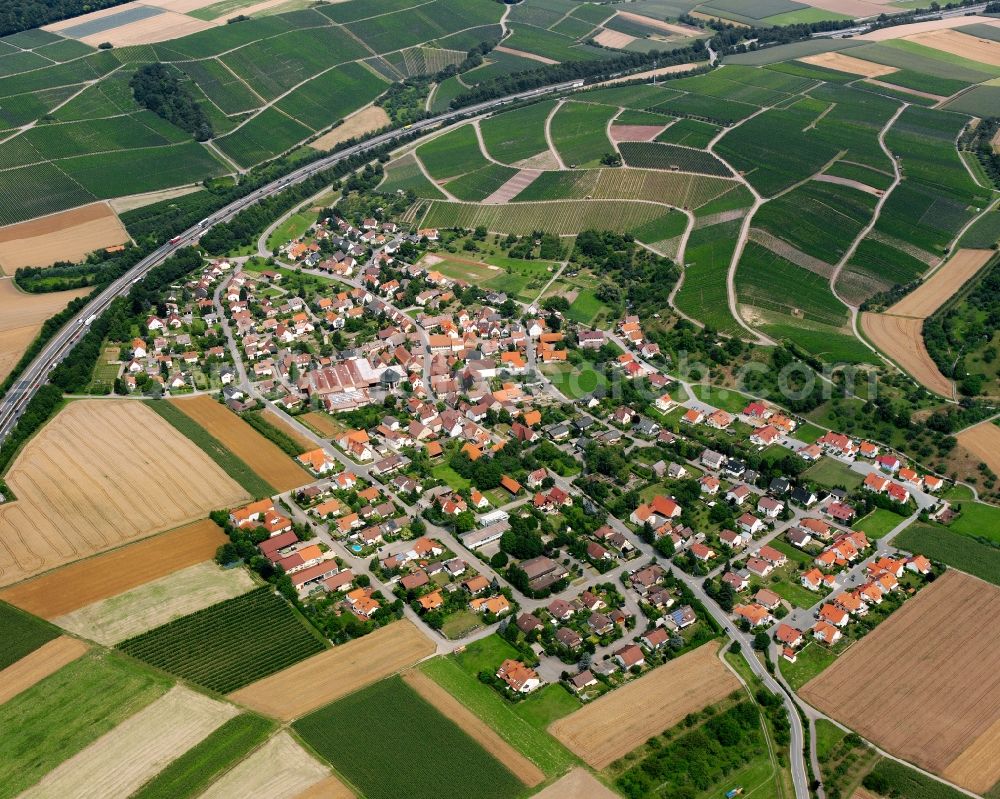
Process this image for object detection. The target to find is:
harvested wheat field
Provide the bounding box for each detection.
[0,636,88,705]
[594,29,635,49]
[200,732,331,799]
[169,396,311,491]
[596,63,699,87]
[905,29,1000,68]
[549,642,739,769]
[614,12,700,36]
[310,106,390,151]
[800,52,898,77]
[229,620,434,720]
[55,561,256,645]
[300,411,344,437]
[21,685,238,799]
[532,768,620,799]
[402,670,545,787]
[888,249,994,319]
[956,421,1000,478]
[0,203,129,273]
[0,519,228,618]
[860,15,1000,40]
[800,571,1000,794]
[0,401,248,588]
[861,312,953,397]
[292,776,356,799]
[0,279,89,382]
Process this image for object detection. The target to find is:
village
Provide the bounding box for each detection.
[84,196,957,710]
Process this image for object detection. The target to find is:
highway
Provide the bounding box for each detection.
[0,78,586,443]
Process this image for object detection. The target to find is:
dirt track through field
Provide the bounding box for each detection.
[800,52,898,77]
[402,670,545,787]
[887,249,994,319]
[55,561,256,645]
[0,519,228,618]
[861,312,953,397]
[20,685,238,799]
[228,620,434,720]
[169,395,311,491]
[310,106,390,151]
[0,401,248,588]
[800,571,1000,793]
[956,421,1000,478]
[0,279,89,383]
[199,732,331,799]
[0,203,130,273]
[549,642,739,769]
[0,636,88,705]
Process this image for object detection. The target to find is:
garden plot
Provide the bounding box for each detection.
[0,401,248,588]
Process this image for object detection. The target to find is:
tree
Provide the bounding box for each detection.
[130,64,213,141]
[753,631,770,651]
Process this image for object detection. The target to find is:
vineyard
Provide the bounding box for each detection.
[549,100,617,167]
[480,100,556,165]
[421,199,675,235]
[618,141,733,176]
[117,587,326,694]
[293,676,524,799]
[589,168,736,210]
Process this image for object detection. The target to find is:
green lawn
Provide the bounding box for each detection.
[0,600,59,670]
[780,642,837,691]
[432,463,471,491]
[542,360,607,400]
[419,656,577,776]
[440,609,482,639]
[794,421,826,444]
[453,634,520,676]
[768,538,812,565]
[266,208,315,252]
[853,508,907,539]
[802,458,863,491]
[767,575,822,609]
[691,383,750,414]
[0,652,171,797]
[512,684,579,731]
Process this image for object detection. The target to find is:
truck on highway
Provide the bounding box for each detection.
[83,314,97,326]
[169,235,182,245]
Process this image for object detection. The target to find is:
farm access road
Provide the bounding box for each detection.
[0,77,592,444]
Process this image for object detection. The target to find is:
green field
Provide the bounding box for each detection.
[549,100,617,168]
[618,141,732,176]
[480,100,556,165]
[863,759,969,799]
[0,652,171,798]
[691,383,749,414]
[853,508,907,539]
[131,714,277,799]
[0,600,59,670]
[379,153,446,199]
[674,220,743,335]
[144,400,274,497]
[420,657,576,776]
[656,117,719,148]
[293,676,524,799]
[117,587,326,694]
[895,523,1000,587]
[417,124,489,181]
[948,501,1000,545]
[801,457,864,491]
[267,208,316,251]
[543,359,607,399]
[779,642,837,691]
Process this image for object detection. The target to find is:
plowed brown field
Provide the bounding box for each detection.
[0,401,248,588]
[228,620,434,720]
[403,670,545,786]
[549,642,739,769]
[800,571,1000,794]
[0,636,88,705]
[169,396,311,491]
[0,519,228,618]
[0,203,129,273]
[0,279,89,382]
[956,421,1000,477]
[310,106,390,152]
[887,249,994,319]
[861,312,953,398]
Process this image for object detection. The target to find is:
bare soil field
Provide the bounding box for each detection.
[79,12,213,45]
[889,249,994,318]
[228,620,434,720]
[861,312,953,397]
[108,186,201,214]
[292,776,356,799]
[0,279,89,382]
[309,106,390,151]
[800,571,1000,794]
[800,52,898,77]
[300,411,344,437]
[614,12,700,36]
[494,45,558,65]
[483,169,541,204]
[956,421,1000,478]
[0,401,248,588]
[814,173,883,195]
[859,16,1000,40]
[905,29,1000,67]
[594,29,635,49]
[169,395,311,491]
[610,125,665,142]
[0,636,88,705]
[55,561,255,645]
[0,519,228,618]
[402,669,545,787]
[532,768,621,799]
[21,685,238,799]
[199,732,330,799]
[0,203,129,273]
[549,642,740,769]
